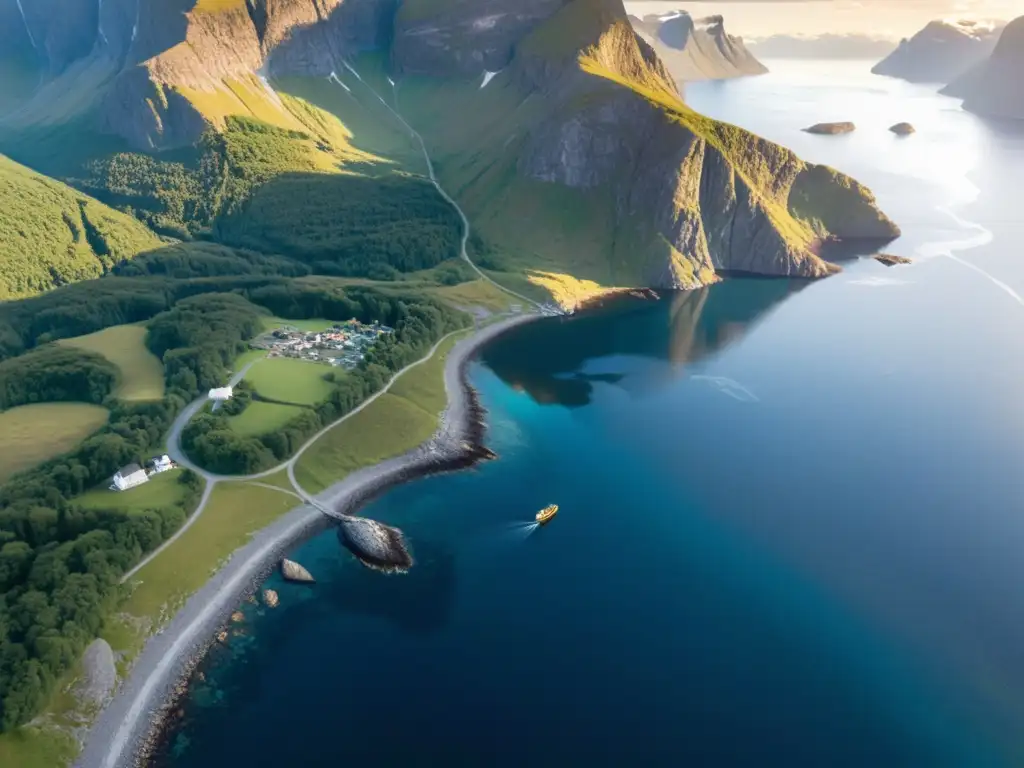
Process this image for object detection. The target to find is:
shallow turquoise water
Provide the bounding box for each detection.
[153,61,1024,766]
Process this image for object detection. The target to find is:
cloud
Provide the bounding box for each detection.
[747,32,900,57]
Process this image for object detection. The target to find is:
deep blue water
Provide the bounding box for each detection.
[154,61,1024,766]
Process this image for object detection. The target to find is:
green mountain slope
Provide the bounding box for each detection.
[0,154,162,299]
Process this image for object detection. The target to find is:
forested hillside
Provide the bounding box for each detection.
[0,155,162,299]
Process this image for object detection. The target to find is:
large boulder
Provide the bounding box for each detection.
[281,558,315,583]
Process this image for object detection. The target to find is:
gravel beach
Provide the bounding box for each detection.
[75,313,540,768]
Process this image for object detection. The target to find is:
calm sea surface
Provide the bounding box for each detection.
[153,61,1024,766]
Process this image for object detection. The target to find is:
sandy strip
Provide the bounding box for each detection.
[75,313,540,768]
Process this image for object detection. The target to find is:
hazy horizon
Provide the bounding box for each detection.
[624,0,1019,39]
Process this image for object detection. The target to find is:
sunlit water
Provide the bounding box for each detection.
[152,61,1024,766]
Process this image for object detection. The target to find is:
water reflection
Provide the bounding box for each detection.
[482,279,806,407]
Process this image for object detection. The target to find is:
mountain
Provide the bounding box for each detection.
[629,11,767,83]
[0,153,162,299]
[942,16,1024,120]
[748,33,897,61]
[871,19,1004,84]
[0,0,898,305]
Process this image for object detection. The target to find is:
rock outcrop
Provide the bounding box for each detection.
[872,19,1004,84]
[263,589,279,608]
[337,515,414,573]
[889,122,915,135]
[629,11,767,83]
[1,0,899,290]
[804,122,856,135]
[76,639,116,708]
[942,16,1024,120]
[875,253,912,266]
[281,558,315,583]
[390,0,897,288]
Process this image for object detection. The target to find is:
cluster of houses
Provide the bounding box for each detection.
[253,320,394,371]
[111,454,176,492]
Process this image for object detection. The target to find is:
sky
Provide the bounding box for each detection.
[623,0,1022,39]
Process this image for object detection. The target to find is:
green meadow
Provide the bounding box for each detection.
[60,324,166,401]
[0,403,109,483]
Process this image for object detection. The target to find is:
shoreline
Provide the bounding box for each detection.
[75,312,542,768]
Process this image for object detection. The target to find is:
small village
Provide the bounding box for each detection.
[252,319,395,371]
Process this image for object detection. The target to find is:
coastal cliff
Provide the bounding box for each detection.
[942,15,1024,120]
[629,11,767,83]
[0,0,898,296]
[871,19,1004,84]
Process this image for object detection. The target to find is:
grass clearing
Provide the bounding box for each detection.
[120,483,295,622]
[294,393,437,495]
[390,332,467,416]
[60,324,166,401]
[228,401,307,436]
[245,357,335,406]
[429,279,518,313]
[294,332,466,495]
[74,469,189,513]
[260,317,336,333]
[0,403,109,482]
[233,347,268,372]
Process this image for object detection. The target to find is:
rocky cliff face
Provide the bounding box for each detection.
[871,19,1004,84]
[942,15,1024,120]
[2,0,898,291]
[629,11,767,83]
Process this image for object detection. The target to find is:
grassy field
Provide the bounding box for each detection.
[74,469,189,513]
[429,279,518,313]
[244,357,335,406]
[0,403,109,482]
[120,483,296,621]
[60,324,166,401]
[294,333,466,494]
[228,401,307,436]
[260,317,336,333]
[233,347,268,372]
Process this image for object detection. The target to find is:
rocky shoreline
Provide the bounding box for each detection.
[74,313,541,768]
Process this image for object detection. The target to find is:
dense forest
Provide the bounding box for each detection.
[0,346,118,410]
[0,292,264,730]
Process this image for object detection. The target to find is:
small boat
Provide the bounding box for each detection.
[535,504,558,525]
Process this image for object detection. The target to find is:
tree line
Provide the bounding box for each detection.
[0,292,264,731]
[0,346,118,411]
[181,284,470,474]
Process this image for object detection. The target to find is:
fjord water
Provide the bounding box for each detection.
[155,61,1024,766]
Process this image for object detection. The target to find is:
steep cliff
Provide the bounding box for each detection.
[871,19,1004,84]
[629,11,767,83]
[0,0,898,299]
[942,16,1024,120]
[388,0,896,293]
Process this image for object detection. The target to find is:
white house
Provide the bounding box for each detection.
[151,455,173,474]
[113,464,149,492]
[209,386,233,401]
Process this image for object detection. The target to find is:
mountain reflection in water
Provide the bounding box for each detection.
[482,278,806,407]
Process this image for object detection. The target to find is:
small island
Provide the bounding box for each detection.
[804,122,856,135]
[875,253,913,266]
[889,122,916,136]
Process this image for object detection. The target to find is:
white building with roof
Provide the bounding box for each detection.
[209,386,233,401]
[152,455,174,474]
[113,464,149,492]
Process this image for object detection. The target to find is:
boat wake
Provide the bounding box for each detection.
[500,521,541,543]
[690,375,760,403]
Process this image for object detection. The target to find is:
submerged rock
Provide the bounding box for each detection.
[263,589,280,608]
[875,253,913,266]
[889,122,916,135]
[804,122,856,135]
[76,639,116,707]
[230,611,245,623]
[281,558,315,583]
[337,515,414,574]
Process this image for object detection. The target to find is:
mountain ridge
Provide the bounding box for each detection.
[871,18,1004,84]
[0,0,898,303]
[942,15,1024,120]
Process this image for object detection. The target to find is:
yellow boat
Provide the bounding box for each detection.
[535,504,558,525]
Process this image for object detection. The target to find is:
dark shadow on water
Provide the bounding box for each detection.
[481,278,807,407]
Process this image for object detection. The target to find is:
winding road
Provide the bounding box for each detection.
[122,62,548,589]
